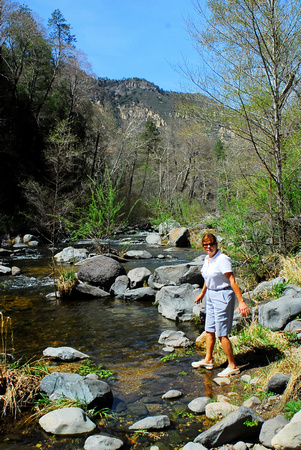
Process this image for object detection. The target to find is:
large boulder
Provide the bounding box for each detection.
[194,406,264,447]
[272,410,301,450]
[73,281,111,299]
[150,263,204,288]
[158,330,192,349]
[155,284,203,321]
[110,275,130,298]
[39,407,96,435]
[77,255,126,290]
[259,415,289,448]
[40,372,113,409]
[169,227,190,247]
[258,295,301,330]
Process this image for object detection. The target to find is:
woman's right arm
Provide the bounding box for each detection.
[195,282,207,303]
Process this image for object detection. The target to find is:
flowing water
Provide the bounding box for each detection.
[0,236,227,449]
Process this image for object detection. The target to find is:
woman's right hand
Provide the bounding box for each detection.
[195,294,203,304]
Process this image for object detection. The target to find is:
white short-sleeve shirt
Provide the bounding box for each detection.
[201,250,232,290]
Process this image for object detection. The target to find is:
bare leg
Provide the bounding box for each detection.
[219,336,237,368]
[205,331,215,364]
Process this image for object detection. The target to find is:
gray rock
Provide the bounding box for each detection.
[259,415,289,448]
[40,372,112,409]
[284,319,301,334]
[272,410,301,449]
[123,250,152,259]
[233,442,248,450]
[54,247,88,263]
[23,234,35,243]
[205,402,238,419]
[162,390,182,399]
[110,275,129,297]
[156,284,202,321]
[158,220,180,234]
[194,406,264,447]
[266,373,291,394]
[243,396,261,409]
[146,233,162,245]
[258,296,301,330]
[253,277,285,296]
[0,264,11,274]
[43,346,90,361]
[77,255,126,290]
[74,282,111,299]
[129,415,170,430]
[84,434,123,450]
[39,407,96,435]
[127,267,151,288]
[188,397,211,413]
[158,330,192,348]
[151,263,204,287]
[11,266,21,276]
[183,443,208,450]
[169,227,190,247]
[123,287,156,301]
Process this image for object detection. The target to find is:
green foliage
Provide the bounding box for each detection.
[243,419,258,427]
[66,166,125,245]
[284,399,301,420]
[74,359,114,379]
[274,279,291,299]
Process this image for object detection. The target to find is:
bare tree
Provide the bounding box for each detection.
[185,0,301,252]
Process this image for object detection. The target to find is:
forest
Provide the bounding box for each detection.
[1,0,301,262]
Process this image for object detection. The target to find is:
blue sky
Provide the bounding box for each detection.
[23,0,199,92]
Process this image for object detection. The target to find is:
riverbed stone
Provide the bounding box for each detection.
[84,434,123,450]
[266,373,291,394]
[77,255,126,290]
[271,410,301,449]
[39,407,96,435]
[123,250,152,259]
[129,415,170,430]
[183,443,208,450]
[73,282,111,298]
[43,346,90,361]
[110,275,129,297]
[54,246,88,263]
[243,396,261,409]
[188,397,211,413]
[127,267,151,288]
[0,264,11,274]
[158,330,192,348]
[205,401,238,419]
[194,406,265,447]
[40,372,113,409]
[259,415,289,448]
[162,389,182,399]
[146,233,162,245]
[123,286,156,301]
[156,284,202,321]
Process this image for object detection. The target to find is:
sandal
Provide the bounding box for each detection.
[217,367,240,377]
[191,359,214,370]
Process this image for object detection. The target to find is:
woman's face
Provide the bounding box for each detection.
[202,239,217,258]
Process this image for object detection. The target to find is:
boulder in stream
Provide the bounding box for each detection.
[39,407,96,435]
[77,255,126,290]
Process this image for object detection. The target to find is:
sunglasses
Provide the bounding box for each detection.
[203,242,216,247]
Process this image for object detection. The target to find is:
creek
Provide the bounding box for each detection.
[0,234,225,449]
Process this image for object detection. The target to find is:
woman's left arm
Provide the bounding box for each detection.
[225,272,249,317]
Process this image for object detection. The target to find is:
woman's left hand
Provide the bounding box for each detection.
[238,301,249,317]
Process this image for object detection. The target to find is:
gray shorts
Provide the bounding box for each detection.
[205,288,235,337]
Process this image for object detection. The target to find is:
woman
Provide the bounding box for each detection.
[192,232,249,377]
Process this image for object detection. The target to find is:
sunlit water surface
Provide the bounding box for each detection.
[0,238,226,449]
